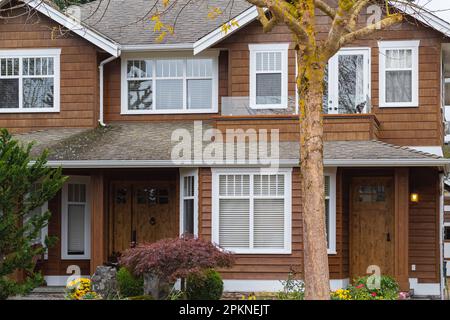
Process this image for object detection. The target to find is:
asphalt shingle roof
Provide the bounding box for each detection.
[13,122,444,164]
[78,0,252,45]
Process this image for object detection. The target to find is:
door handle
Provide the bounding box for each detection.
[131,230,137,248]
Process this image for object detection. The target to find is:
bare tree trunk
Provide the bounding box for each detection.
[297,46,330,300]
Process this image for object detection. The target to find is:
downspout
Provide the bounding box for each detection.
[99,54,120,126]
[439,173,445,300]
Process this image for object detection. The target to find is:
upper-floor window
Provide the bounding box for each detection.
[323,48,370,114]
[121,54,218,114]
[379,40,419,107]
[0,49,60,113]
[249,43,289,109]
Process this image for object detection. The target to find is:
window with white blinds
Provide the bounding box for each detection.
[61,177,90,260]
[379,41,419,107]
[213,170,292,254]
[249,43,289,109]
[0,49,60,113]
[123,56,218,114]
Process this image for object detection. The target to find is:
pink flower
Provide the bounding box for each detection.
[371,292,377,297]
[356,284,364,289]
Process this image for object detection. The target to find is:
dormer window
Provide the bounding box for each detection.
[379,41,419,107]
[0,49,60,113]
[121,54,218,114]
[249,43,289,109]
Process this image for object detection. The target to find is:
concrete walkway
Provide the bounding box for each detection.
[8,286,65,300]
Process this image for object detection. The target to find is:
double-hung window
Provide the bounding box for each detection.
[379,41,419,107]
[324,168,337,254]
[61,176,91,260]
[212,169,292,254]
[122,55,218,114]
[249,43,289,109]
[180,169,198,236]
[0,49,60,113]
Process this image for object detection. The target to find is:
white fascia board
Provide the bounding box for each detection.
[40,158,450,169]
[193,6,260,55]
[24,0,120,57]
[391,1,450,38]
[324,159,450,167]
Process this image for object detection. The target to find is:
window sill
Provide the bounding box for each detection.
[379,103,419,108]
[120,109,218,115]
[0,108,59,113]
[225,249,292,255]
[61,255,90,260]
[327,250,337,255]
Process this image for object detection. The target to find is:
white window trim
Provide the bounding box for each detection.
[211,168,292,255]
[325,168,337,255]
[249,43,289,109]
[378,40,420,108]
[327,47,371,114]
[120,51,219,114]
[61,176,91,260]
[0,48,61,113]
[179,168,199,237]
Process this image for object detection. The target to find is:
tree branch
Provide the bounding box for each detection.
[347,0,371,31]
[256,7,278,33]
[247,0,309,42]
[314,0,336,19]
[339,13,403,46]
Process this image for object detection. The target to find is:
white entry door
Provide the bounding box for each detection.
[324,48,370,114]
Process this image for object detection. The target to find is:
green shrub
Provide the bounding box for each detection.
[116,267,144,298]
[348,275,400,300]
[186,269,223,300]
[276,272,304,300]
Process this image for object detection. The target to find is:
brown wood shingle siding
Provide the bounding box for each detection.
[0,8,99,133]
[198,167,439,283]
[216,13,445,146]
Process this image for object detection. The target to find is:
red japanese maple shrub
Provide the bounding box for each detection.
[119,237,235,283]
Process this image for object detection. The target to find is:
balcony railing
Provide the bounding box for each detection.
[220,96,372,117]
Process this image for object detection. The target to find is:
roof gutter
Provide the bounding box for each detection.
[99,54,120,126]
[42,158,450,169]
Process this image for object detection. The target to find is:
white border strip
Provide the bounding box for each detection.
[41,158,450,169]
[222,279,349,292]
[45,275,90,286]
[409,278,441,296]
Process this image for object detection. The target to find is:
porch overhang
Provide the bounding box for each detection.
[14,123,450,171]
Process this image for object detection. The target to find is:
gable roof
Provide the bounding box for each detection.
[0,0,120,56]
[78,0,252,48]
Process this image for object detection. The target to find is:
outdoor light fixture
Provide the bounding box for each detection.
[410,192,419,203]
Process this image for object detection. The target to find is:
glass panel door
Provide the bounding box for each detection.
[325,49,370,114]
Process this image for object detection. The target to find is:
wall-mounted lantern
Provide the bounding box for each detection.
[410,192,419,203]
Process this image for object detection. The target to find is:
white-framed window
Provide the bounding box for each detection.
[212,168,292,254]
[24,201,49,259]
[323,48,371,114]
[324,168,337,254]
[179,168,198,237]
[249,43,289,109]
[61,176,91,260]
[0,49,60,113]
[121,52,218,114]
[379,40,419,107]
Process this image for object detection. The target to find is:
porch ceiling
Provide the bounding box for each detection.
[12,122,448,167]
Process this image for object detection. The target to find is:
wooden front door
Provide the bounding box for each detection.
[109,181,178,256]
[350,177,395,280]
